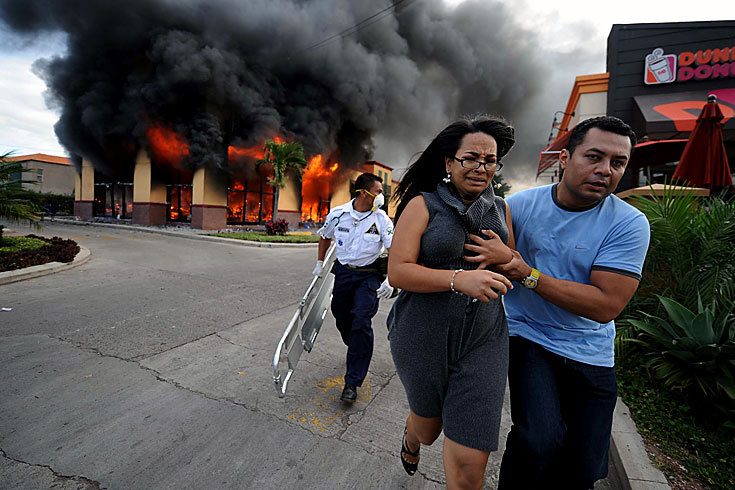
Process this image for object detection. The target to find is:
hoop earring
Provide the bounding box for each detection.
[442,173,451,184]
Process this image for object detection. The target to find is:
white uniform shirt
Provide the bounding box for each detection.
[318,199,394,267]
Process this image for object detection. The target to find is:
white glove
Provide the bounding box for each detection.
[312,260,324,276]
[376,277,394,299]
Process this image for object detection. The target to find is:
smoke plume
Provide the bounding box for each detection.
[0,0,601,187]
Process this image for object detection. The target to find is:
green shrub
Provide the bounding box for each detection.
[0,236,50,252]
[627,295,735,420]
[0,235,79,272]
[616,347,735,489]
[627,186,735,315]
[3,188,74,215]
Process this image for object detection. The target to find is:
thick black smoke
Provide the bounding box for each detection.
[0,0,598,186]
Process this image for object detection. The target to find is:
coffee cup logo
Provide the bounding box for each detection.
[645,48,676,85]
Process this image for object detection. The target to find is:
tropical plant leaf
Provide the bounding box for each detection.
[659,295,696,331]
[629,318,675,344]
[689,310,716,345]
[665,350,699,362]
[0,153,43,229]
[672,337,700,350]
[693,344,721,360]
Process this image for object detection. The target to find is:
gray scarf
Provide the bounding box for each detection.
[436,181,505,239]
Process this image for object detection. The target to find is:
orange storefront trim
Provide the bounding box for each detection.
[558,73,610,133]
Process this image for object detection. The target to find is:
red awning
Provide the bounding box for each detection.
[633,90,735,139]
[627,139,688,169]
[537,131,571,178]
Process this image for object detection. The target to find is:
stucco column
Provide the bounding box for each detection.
[132,151,167,225]
[277,172,301,229]
[191,167,227,230]
[73,158,95,219]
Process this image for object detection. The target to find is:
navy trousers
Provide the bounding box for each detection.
[498,336,618,490]
[331,263,381,387]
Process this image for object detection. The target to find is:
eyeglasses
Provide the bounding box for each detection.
[358,189,382,198]
[453,157,503,172]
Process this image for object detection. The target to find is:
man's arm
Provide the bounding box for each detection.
[496,252,639,324]
[317,236,331,261]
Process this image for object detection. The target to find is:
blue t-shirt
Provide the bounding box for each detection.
[505,184,650,367]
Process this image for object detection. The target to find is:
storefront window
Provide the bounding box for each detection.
[227,178,274,224]
[167,185,192,222]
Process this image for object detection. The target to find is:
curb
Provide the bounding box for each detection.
[0,245,91,286]
[610,397,671,489]
[52,219,318,248]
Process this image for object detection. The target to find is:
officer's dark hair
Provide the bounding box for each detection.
[565,116,637,157]
[394,115,515,222]
[354,172,382,197]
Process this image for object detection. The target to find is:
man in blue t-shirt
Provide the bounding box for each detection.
[494,117,650,489]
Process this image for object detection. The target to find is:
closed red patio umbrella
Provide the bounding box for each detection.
[673,95,732,190]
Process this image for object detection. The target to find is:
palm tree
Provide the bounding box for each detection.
[255,139,307,222]
[0,152,42,239]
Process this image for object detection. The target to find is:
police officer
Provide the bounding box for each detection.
[313,172,394,402]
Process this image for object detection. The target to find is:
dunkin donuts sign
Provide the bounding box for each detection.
[644,46,735,85]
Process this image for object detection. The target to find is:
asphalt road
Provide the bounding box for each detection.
[0,222,619,489]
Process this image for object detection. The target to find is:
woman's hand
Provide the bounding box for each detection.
[463,230,513,270]
[452,269,513,302]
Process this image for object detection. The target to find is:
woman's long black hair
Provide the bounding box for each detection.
[393,116,515,223]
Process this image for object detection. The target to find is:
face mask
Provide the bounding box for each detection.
[372,192,385,210]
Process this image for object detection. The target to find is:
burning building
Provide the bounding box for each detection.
[2,0,550,223]
[72,129,396,229]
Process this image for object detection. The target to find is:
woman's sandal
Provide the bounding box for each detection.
[400,425,420,476]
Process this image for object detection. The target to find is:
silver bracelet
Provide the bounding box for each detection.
[450,269,464,294]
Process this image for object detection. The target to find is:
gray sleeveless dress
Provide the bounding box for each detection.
[387,189,509,452]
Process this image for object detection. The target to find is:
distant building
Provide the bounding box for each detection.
[6,153,75,195]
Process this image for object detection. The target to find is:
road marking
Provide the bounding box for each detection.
[97,235,120,240]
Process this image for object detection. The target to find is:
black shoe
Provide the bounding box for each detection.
[400,425,420,476]
[341,383,357,402]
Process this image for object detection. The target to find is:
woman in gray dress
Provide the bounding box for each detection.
[387,116,516,488]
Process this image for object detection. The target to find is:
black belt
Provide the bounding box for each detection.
[337,261,380,272]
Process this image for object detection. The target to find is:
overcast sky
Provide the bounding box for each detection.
[1,0,732,191]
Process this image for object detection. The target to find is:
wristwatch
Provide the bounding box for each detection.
[522,268,540,289]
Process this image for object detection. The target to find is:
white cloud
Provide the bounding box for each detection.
[0,33,67,157]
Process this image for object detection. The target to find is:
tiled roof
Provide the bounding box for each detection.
[6,153,71,166]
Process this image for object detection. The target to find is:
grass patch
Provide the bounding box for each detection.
[0,236,50,253]
[210,231,319,243]
[616,347,735,489]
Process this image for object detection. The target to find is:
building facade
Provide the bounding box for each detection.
[7,153,76,195]
[72,150,397,230]
[539,21,735,191]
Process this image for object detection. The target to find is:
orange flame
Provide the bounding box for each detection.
[301,155,340,221]
[146,124,189,167]
[228,136,286,163]
[228,145,264,161]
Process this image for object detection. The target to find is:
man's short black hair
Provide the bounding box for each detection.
[354,172,382,195]
[565,116,637,156]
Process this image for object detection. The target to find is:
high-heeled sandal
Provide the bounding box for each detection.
[400,425,420,476]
